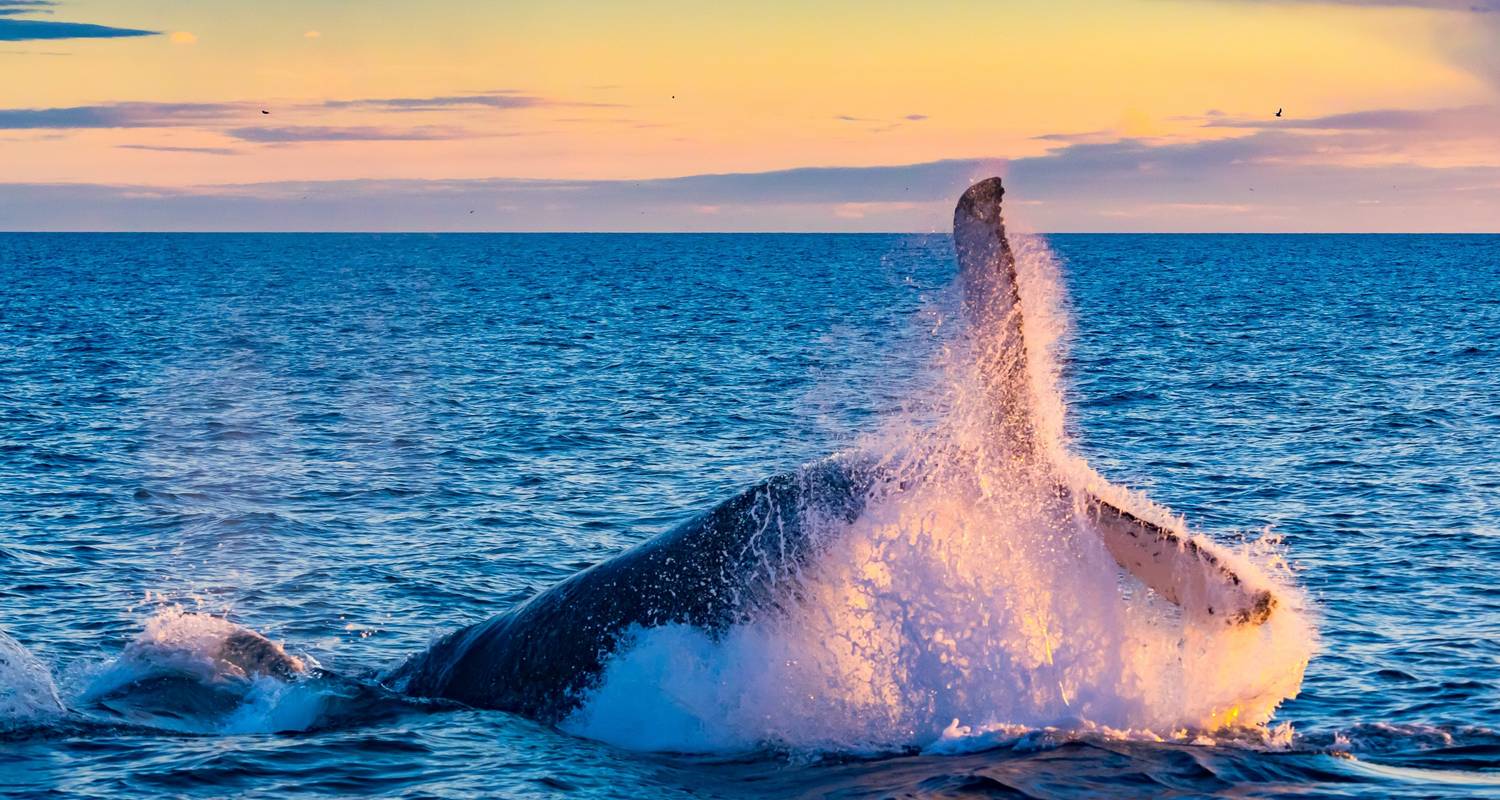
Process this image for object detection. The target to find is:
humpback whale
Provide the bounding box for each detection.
[382,178,1278,724]
[79,617,312,726]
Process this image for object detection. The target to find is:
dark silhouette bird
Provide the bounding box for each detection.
[261,110,270,115]
[1275,108,1282,118]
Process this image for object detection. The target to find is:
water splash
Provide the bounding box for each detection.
[564,232,1315,752]
[0,629,65,729]
[78,606,323,734]
[70,607,439,735]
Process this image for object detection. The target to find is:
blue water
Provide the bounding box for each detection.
[1,233,1497,798]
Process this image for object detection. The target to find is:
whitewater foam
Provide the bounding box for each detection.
[78,607,326,734]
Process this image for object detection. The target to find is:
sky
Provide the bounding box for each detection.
[2,0,1499,231]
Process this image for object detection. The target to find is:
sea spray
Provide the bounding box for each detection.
[0,629,65,728]
[78,606,327,734]
[563,232,1314,752]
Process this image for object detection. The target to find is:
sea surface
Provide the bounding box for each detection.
[0,232,1497,798]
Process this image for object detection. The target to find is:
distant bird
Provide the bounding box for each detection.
[261,110,270,115]
[469,210,475,214]
[1275,108,1282,118]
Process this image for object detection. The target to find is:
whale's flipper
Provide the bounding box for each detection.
[1083,494,1275,625]
[954,178,1036,457]
[954,177,1277,626]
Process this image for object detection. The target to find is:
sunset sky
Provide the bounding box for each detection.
[3,0,1499,231]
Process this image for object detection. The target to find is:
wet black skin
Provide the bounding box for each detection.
[383,457,878,722]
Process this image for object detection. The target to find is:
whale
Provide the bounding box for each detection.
[69,615,428,733]
[380,177,1278,725]
[0,616,317,730]
[79,619,313,726]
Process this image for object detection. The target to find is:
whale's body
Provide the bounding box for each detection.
[384,178,1277,722]
[385,457,878,721]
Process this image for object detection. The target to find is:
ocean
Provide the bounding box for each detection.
[0,232,1496,798]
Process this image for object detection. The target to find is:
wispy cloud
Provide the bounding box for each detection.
[0,102,243,128]
[834,112,931,133]
[1187,104,1500,166]
[0,0,55,15]
[116,144,238,156]
[226,125,466,143]
[1034,129,1118,145]
[6,124,1499,232]
[0,91,602,137]
[3,97,1499,231]
[321,91,553,112]
[1002,129,1500,230]
[0,0,157,40]
[1204,105,1500,131]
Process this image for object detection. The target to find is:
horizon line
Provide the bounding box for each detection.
[3,230,1498,235]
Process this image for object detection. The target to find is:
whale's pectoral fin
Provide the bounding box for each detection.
[1082,493,1276,626]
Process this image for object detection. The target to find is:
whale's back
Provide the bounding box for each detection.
[384,456,877,720]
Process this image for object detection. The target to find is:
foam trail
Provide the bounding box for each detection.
[564,227,1314,753]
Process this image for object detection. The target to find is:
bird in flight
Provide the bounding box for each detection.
[1275,108,1283,118]
[261,110,270,115]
